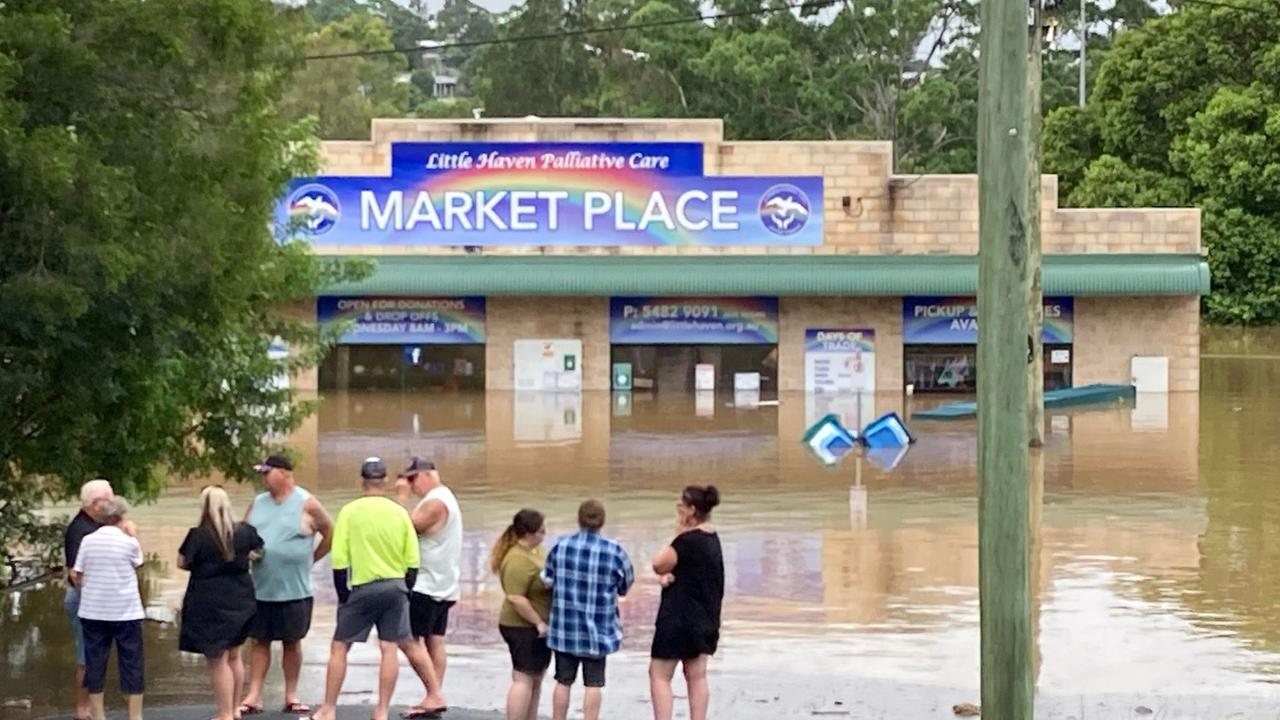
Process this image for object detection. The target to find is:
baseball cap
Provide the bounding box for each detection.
[253,454,293,473]
[361,456,388,480]
[399,456,437,478]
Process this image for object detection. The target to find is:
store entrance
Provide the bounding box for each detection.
[319,344,485,391]
[903,344,1072,393]
[611,345,777,393]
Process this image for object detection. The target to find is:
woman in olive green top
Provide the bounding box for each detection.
[489,509,552,720]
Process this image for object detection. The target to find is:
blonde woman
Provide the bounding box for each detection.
[178,487,265,720]
[490,509,551,720]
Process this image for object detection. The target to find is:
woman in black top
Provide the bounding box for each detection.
[648,485,725,720]
[178,487,264,720]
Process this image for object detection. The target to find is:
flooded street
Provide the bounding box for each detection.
[8,341,1280,719]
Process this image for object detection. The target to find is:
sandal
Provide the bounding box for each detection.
[283,703,313,715]
[238,705,264,717]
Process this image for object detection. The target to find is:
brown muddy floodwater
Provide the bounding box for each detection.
[7,340,1280,719]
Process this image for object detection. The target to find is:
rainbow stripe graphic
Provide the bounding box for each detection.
[318,296,485,345]
[903,297,1073,344]
[610,297,778,344]
[275,142,823,247]
[804,329,876,353]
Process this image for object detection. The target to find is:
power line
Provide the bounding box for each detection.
[1177,0,1278,14]
[301,0,1278,64]
[302,0,840,61]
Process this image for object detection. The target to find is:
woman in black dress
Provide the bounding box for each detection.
[178,486,264,720]
[648,485,724,720]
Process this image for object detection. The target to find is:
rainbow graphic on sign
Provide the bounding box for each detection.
[275,143,823,247]
[318,296,485,344]
[610,296,779,344]
[903,297,1073,344]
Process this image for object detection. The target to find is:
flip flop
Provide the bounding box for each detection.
[282,703,313,715]
[399,707,446,719]
[238,705,264,717]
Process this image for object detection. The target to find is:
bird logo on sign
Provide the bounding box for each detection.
[759,184,811,236]
[287,183,341,235]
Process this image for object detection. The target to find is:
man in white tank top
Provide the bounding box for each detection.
[394,457,463,717]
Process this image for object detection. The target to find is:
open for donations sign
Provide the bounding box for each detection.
[317,296,485,344]
[804,329,875,393]
[278,142,823,247]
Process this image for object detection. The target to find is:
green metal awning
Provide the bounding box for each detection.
[320,253,1209,296]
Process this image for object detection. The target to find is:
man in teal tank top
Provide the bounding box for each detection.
[238,455,333,716]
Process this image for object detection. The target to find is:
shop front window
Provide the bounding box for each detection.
[904,345,977,393]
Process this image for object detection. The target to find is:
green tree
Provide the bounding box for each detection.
[1044,5,1280,323]
[0,0,364,569]
[280,13,418,140]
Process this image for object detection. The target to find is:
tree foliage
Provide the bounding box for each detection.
[1044,5,1280,323]
[0,0,365,567]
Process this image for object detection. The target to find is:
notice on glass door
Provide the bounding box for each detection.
[804,329,876,394]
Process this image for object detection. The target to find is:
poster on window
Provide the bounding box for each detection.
[513,339,582,391]
[804,329,876,394]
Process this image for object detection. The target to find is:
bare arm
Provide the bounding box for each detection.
[410,499,448,536]
[305,497,334,561]
[652,545,678,575]
[506,594,548,632]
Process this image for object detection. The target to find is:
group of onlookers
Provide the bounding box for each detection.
[63,456,724,720]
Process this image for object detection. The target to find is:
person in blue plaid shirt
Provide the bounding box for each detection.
[540,499,634,720]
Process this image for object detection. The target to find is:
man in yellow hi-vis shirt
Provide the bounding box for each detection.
[309,458,448,720]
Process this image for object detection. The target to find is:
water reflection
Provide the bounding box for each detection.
[12,357,1280,717]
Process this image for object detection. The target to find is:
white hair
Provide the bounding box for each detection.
[79,479,113,508]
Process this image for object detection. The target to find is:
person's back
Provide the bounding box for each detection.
[333,495,418,586]
[542,500,634,720]
[544,529,632,655]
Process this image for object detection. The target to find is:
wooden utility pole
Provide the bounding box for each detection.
[1028,0,1045,448]
[978,0,1034,717]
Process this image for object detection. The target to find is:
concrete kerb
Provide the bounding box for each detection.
[39,707,504,720]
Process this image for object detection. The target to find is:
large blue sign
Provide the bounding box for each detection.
[903,296,1074,344]
[318,296,485,344]
[279,142,823,247]
[610,297,779,344]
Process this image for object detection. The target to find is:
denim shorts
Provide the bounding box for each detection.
[64,586,86,666]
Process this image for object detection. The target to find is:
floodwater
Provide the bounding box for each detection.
[8,332,1280,719]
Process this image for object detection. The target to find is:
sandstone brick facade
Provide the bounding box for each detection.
[296,118,1203,393]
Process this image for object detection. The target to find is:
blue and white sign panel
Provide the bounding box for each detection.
[278,142,823,247]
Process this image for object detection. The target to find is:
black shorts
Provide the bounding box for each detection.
[499,625,551,675]
[554,651,606,688]
[651,620,719,660]
[334,580,412,645]
[410,594,455,638]
[249,597,313,643]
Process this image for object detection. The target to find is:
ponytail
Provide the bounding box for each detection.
[200,486,237,562]
[488,508,545,574]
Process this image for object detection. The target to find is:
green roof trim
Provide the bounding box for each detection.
[320,253,1209,296]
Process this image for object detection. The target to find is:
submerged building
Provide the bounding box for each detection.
[285,118,1205,395]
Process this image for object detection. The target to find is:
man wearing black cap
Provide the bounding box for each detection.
[241,454,332,716]
[310,458,447,720]
[394,457,464,715]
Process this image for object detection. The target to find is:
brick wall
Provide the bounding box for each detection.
[484,296,611,391]
[777,297,903,392]
[1073,296,1200,392]
[313,118,1201,256]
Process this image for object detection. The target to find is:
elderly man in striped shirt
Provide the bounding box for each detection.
[541,499,634,720]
